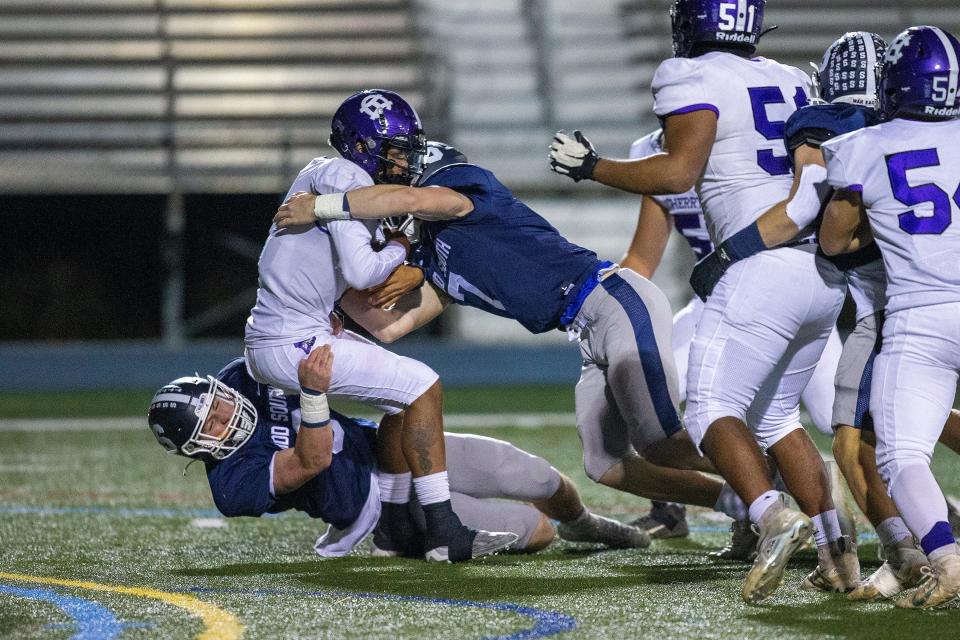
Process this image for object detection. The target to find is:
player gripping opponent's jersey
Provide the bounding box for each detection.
[625,129,842,435]
[549,0,851,604]
[821,25,960,609]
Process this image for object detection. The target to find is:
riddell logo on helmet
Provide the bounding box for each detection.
[924,105,960,116]
[716,33,757,43]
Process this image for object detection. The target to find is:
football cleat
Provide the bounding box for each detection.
[630,503,689,540]
[741,498,813,604]
[559,513,651,549]
[895,554,960,609]
[425,529,519,563]
[848,547,929,601]
[710,519,758,562]
[802,535,860,593]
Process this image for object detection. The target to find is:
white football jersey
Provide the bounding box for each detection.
[652,52,811,245]
[823,118,960,314]
[629,131,713,260]
[244,157,407,347]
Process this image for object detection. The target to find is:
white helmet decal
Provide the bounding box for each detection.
[360,93,394,120]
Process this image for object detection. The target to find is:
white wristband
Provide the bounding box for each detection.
[314,193,351,221]
[785,164,829,229]
[299,390,330,427]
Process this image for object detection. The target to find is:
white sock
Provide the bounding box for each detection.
[748,490,781,525]
[377,471,412,504]
[714,483,748,521]
[888,462,949,552]
[811,509,841,548]
[876,516,912,550]
[413,471,451,506]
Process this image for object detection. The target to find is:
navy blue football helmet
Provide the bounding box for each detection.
[329,89,428,185]
[381,141,469,236]
[815,32,887,107]
[670,0,766,58]
[418,140,468,185]
[147,376,257,463]
[879,26,960,121]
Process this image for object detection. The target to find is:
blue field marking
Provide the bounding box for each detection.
[0,584,128,640]
[0,504,223,518]
[191,587,577,640]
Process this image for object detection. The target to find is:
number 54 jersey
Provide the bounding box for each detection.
[822,118,960,314]
[652,51,811,245]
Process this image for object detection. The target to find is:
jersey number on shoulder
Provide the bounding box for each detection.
[887,148,960,235]
[748,86,808,176]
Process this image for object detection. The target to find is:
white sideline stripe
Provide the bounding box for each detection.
[0,412,578,432]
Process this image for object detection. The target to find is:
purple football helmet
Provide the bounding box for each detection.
[670,0,766,58]
[879,26,960,121]
[815,32,887,107]
[329,89,427,184]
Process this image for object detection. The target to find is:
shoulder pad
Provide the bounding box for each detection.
[215,358,248,385]
[421,163,494,189]
[785,104,880,152]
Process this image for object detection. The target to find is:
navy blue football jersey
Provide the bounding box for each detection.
[784,103,881,164]
[416,163,602,333]
[205,359,376,529]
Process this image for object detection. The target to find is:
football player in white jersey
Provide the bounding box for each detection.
[243,89,515,563]
[623,129,844,546]
[550,0,850,603]
[820,26,960,609]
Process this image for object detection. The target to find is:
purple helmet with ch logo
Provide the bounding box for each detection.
[329,89,427,184]
[670,0,766,58]
[879,26,960,121]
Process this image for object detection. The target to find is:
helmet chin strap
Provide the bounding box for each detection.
[758,25,778,39]
[182,458,200,477]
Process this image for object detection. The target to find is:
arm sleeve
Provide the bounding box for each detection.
[206,452,275,517]
[423,165,498,223]
[652,58,718,119]
[327,220,407,290]
[822,138,860,191]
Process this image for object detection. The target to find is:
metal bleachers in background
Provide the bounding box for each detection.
[0,0,436,194]
[425,0,960,191]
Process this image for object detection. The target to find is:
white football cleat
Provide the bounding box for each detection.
[802,535,860,593]
[741,497,812,605]
[848,546,928,601]
[895,553,960,609]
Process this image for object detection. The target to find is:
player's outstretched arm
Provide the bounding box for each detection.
[820,189,869,256]
[272,345,335,495]
[274,185,473,228]
[620,196,672,278]
[549,110,716,195]
[339,282,449,344]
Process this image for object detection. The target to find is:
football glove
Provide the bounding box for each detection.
[549,130,599,182]
[689,249,732,301]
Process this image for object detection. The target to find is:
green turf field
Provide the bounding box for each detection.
[1,387,959,639]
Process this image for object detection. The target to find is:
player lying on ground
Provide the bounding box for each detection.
[147,347,648,558]
[274,140,753,542]
[548,0,851,605]
[819,25,960,610]
[243,89,513,562]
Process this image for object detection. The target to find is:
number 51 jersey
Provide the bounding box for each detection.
[652,51,811,246]
[822,118,960,314]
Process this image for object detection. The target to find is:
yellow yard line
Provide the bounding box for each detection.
[0,572,243,640]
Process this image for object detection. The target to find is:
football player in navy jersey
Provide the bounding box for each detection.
[274,142,754,538]
[148,344,650,558]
